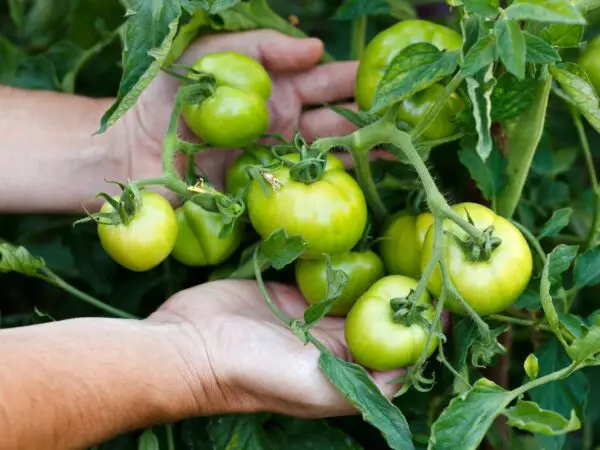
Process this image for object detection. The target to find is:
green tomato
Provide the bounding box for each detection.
[345,275,437,371]
[98,192,178,272]
[579,35,600,94]
[171,201,244,267]
[182,52,271,148]
[225,144,276,197]
[355,19,463,140]
[247,153,368,259]
[295,250,385,316]
[421,202,533,316]
[380,211,433,277]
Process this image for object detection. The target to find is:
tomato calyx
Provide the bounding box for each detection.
[75,183,143,227]
[390,292,431,328]
[448,218,503,262]
[274,134,327,184]
[186,181,245,237]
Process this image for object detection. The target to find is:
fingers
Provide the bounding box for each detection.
[299,102,358,141]
[292,61,359,105]
[371,370,405,398]
[183,30,324,73]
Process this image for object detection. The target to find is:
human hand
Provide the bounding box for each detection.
[148,279,404,418]
[123,30,358,190]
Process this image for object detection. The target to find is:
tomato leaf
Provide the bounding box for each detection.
[495,19,526,80]
[187,0,242,14]
[458,139,507,200]
[491,73,537,121]
[540,24,584,47]
[207,414,270,450]
[0,243,46,276]
[461,35,497,77]
[429,378,513,450]
[371,44,460,113]
[319,353,414,450]
[573,248,600,289]
[259,229,306,270]
[538,208,573,239]
[137,428,160,450]
[503,400,581,436]
[569,326,600,364]
[466,66,495,160]
[333,0,416,20]
[550,63,600,134]
[329,105,378,128]
[461,0,500,18]
[505,0,586,24]
[524,31,561,64]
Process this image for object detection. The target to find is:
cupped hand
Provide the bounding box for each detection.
[125,30,358,190]
[148,279,403,418]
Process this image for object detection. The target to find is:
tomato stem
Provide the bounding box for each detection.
[509,219,547,265]
[350,15,367,60]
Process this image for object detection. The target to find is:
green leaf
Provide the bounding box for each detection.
[0,37,24,84]
[569,327,600,364]
[329,105,378,128]
[334,0,415,20]
[259,229,306,270]
[452,317,478,370]
[458,140,507,200]
[495,19,526,79]
[267,418,362,450]
[524,32,561,63]
[371,44,460,113]
[504,400,581,436]
[466,66,495,160]
[491,73,537,121]
[530,338,589,450]
[505,0,586,24]
[429,378,513,450]
[319,353,413,450]
[0,243,46,276]
[538,208,573,239]
[98,1,182,133]
[138,429,160,450]
[188,0,242,14]
[540,245,578,346]
[461,35,497,77]
[208,414,269,449]
[303,259,349,327]
[462,0,500,17]
[540,24,584,47]
[550,62,600,134]
[573,248,600,289]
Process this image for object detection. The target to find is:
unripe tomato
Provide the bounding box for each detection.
[421,202,533,316]
[380,211,433,277]
[578,35,600,94]
[171,201,244,267]
[246,153,368,258]
[98,192,178,272]
[356,20,463,140]
[345,275,437,371]
[295,250,385,316]
[225,144,276,197]
[182,52,272,148]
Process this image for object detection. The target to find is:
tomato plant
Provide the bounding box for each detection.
[295,250,384,316]
[345,275,437,371]
[181,52,272,148]
[4,1,600,449]
[97,191,178,272]
[171,201,244,267]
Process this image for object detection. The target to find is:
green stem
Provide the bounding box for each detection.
[510,219,547,265]
[350,15,367,60]
[412,217,444,311]
[496,76,552,219]
[573,111,600,252]
[40,268,138,319]
[511,362,579,398]
[351,149,388,221]
[166,424,175,450]
[410,73,464,141]
[253,249,292,326]
[489,313,560,335]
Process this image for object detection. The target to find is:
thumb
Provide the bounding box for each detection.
[182,29,324,72]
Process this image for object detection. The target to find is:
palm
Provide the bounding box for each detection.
[127,30,357,189]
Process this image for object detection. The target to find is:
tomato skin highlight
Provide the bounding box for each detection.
[98,192,178,272]
[181,52,272,148]
[295,250,385,316]
[380,211,433,277]
[171,201,244,267]
[225,144,276,198]
[246,153,368,259]
[421,202,533,316]
[355,19,463,140]
[345,275,437,371]
[579,35,600,95]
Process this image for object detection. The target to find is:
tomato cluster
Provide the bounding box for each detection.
[98,26,535,372]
